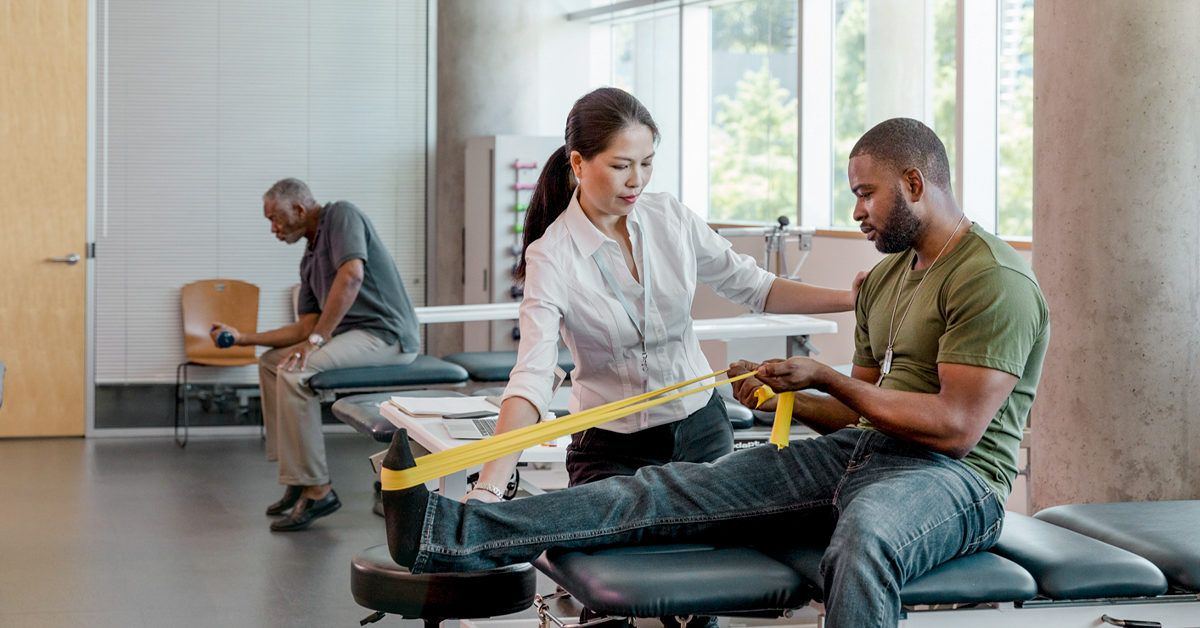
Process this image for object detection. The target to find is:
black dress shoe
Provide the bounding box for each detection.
[270,490,341,532]
[265,485,303,516]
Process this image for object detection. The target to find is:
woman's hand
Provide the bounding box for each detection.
[850,271,868,306]
[729,360,777,410]
[461,487,503,504]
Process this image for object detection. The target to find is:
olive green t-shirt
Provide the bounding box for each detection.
[852,224,1049,502]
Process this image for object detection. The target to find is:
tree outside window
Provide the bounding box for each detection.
[707,0,798,223]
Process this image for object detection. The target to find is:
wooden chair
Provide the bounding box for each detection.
[176,279,259,447]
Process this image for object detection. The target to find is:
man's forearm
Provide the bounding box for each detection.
[791,392,862,434]
[816,371,972,457]
[755,360,979,457]
[242,320,311,348]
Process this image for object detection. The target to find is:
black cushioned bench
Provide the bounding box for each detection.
[535,544,813,619]
[442,349,575,382]
[529,508,1198,627]
[1035,500,1200,592]
[307,355,469,402]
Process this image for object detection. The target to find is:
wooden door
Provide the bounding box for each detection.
[0,0,88,436]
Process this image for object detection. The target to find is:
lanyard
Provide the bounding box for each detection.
[592,236,651,372]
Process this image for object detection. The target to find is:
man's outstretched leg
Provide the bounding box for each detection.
[383,428,858,574]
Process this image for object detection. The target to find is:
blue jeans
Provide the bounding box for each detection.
[411,428,1004,628]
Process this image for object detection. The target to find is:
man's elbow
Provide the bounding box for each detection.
[340,268,365,290]
[338,259,366,287]
[942,421,986,459]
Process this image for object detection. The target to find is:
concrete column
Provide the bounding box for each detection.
[1031,1,1200,509]
[428,1,543,355]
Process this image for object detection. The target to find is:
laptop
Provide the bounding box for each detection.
[442,365,567,440]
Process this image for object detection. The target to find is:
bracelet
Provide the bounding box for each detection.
[471,482,506,500]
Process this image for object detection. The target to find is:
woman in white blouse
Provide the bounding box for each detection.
[464,87,861,504]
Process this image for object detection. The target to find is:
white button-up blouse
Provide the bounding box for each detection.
[502,190,775,433]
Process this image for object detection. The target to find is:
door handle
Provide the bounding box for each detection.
[46,253,81,265]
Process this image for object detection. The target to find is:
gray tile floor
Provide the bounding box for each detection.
[0,433,817,628]
[0,433,557,628]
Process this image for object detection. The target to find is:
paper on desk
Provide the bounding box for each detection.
[388,396,500,418]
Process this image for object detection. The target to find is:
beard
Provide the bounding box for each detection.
[874,190,923,254]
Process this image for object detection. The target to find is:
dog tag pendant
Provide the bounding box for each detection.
[882,347,894,375]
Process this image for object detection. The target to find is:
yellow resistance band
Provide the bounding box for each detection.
[381,369,795,490]
[753,385,795,449]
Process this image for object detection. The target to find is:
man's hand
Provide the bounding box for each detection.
[209,322,241,347]
[755,357,833,393]
[277,340,321,371]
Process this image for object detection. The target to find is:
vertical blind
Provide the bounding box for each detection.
[94,0,428,383]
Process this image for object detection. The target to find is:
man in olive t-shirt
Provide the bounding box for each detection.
[851,221,1047,502]
[728,118,1049,624]
[210,178,420,532]
[375,119,1048,628]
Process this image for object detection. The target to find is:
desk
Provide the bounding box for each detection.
[693,314,834,359]
[414,303,518,324]
[417,304,835,343]
[378,402,568,500]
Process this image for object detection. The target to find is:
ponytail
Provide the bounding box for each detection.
[515,145,575,280]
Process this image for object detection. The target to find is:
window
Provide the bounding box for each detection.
[584,0,798,222]
[997,0,1034,238]
[577,0,1034,238]
[828,0,956,228]
[589,4,681,199]
[705,0,799,223]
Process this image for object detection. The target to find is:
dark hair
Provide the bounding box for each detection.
[850,118,952,192]
[515,87,659,279]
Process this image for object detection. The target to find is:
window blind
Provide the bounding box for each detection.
[94,0,428,384]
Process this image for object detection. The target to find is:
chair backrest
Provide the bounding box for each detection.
[181,279,259,365]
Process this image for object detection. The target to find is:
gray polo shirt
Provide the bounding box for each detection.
[298,201,420,352]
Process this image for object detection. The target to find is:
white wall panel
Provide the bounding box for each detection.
[95,0,428,384]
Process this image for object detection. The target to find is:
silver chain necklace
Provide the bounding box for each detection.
[878,213,968,385]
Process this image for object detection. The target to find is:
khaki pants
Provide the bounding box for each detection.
[259,329,416,486]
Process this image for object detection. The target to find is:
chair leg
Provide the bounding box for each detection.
[175,363,189,448]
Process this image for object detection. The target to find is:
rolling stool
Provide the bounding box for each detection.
[351,545,537,626]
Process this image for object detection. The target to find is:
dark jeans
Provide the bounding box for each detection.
[566,391,733,486]
[411,428,1005,628]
